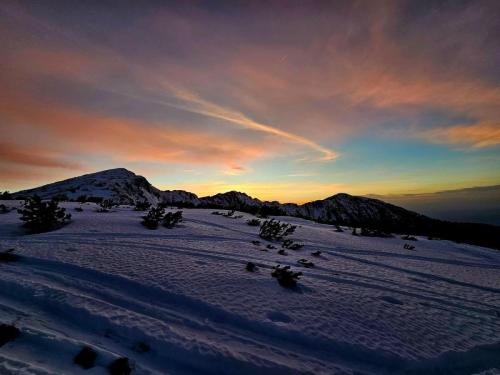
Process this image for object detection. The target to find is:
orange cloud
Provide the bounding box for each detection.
[415,122,500,148]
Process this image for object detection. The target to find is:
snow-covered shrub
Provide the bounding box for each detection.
[223,210,235,217]
[271,265,302,288]
[259,219,296,241]
[108,357,133,375]
[0,249,19,263]
[96,199,114,213]
[163,211,183,228]
[247,219,261,226]
[74,346,97,369]
[278,249,287,255]
[18,196,71,233]
[142,206,165,229]
[0,324,20,347]
[282,239,303,250]
[134,200,151,211]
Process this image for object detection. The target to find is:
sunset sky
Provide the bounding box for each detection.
[1,0,499,204]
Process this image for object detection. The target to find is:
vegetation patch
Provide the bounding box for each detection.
[18,196,71,233]
[142,206,165,229]
[247,219,261,226]
[0,324,20,347]
[108,357,133,375]
[271,265,302,288]
[163,211,183,228]
[74,346,97,369]
[259,219,296,241]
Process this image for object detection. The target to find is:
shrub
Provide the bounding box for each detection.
[282,239,303,250]
[297,259,314,268]
[224,210,235,217]
[259,219,296,241]
[163,211,183,228]
[97,199,114,213]
[18,196,71,233]
[77,195,87,203]
[0,204,10,214]
[404,243,415,250]
[134,200,151,211]
[266,244,276,250]
[0,249,19,263]
[108,357,133,375]
[74,346,97,369]
[142,206,165,229]
[334,225,343,232]
[247,219,261,226]
[271,265,302,288]
[245,262,257,272]
[0,191,12,200]
[278,249,287,255]
[0,324,20,347]
[311,250,322,257]
[251,240,261,246]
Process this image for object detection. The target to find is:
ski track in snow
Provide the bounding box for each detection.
[1,202,500,374]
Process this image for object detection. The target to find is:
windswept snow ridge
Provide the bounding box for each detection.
[1,202,500,374]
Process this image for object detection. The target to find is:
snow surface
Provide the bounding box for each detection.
[1,201,500,374]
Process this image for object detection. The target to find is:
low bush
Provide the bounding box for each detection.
[18,196,71,233]
[0,324,20,347]
[266,244,276,250]
[247,219,261,227]
[0,204,10,214]
[142,207,165,229]
[0,191,12,200]
[334,225,343,232]
[282,239,304,250]
[134,200,151,211]
[404,243,416,250]
[278,249,287,255]
[271,265,302,288]
[163,211,183,228]
[311,250,322,257]
[251,240,261,246]
[108,357,133,375]
[259,219,296,241]
[96,199,114,213]
[0,249,19,263]
[245,262,257,272]
[74,346,97,369]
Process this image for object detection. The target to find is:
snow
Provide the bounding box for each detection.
[1,201,500,374]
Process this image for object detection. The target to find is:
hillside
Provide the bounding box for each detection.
[0,203,499,374]
[11,168,500,250]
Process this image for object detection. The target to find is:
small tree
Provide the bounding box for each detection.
[142,206,165,229]
[271,265,302,288]
[18,196,71,233]
[247,218,261,226]
[163,211,183,228]
[96,199,114,213]
[259,219,296,241]
[134,200,151,211]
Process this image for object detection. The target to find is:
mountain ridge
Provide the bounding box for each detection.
[10,168,500,250]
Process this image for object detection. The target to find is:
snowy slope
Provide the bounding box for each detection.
[1,201,500,374]
[13,169,162,205]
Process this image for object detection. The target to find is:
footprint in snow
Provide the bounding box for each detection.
[267,311,292,323]
[380,296,404,305]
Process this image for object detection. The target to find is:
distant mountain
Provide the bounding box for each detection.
[11,168,500,249]
[13,168,163,204]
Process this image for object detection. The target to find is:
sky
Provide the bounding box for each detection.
[1,0,500,206]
